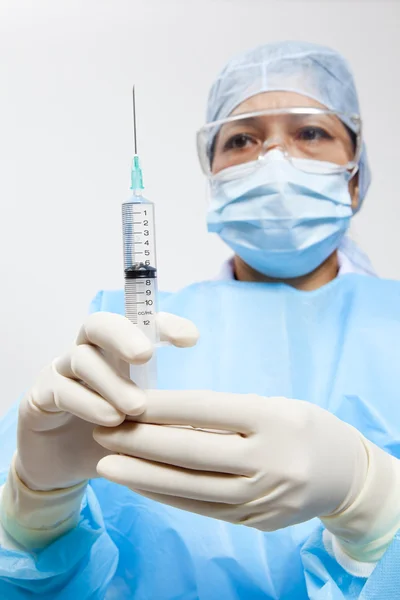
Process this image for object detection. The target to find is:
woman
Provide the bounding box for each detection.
[1,41,399,599]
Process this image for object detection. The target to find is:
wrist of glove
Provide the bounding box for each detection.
[0,454,87,550]
[322,435,400,563]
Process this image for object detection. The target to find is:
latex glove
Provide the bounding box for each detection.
[95,391,400,563]
[0,313,198,549]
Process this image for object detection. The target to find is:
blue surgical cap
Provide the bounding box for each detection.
[207,41,371,207]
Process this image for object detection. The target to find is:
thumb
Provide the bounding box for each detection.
[156,312,199,348]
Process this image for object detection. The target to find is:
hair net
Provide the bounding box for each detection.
[206,41,371,207]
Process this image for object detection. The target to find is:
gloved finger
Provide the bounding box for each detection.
[34,362,125,426]
[96,454,253,504]
[76,312,153,365]
[55,345,146,416]
[134,390,259,434]
[156,313,199,348]
[106,488,271,530]
[125,488,238,522]
[93,422,252,476]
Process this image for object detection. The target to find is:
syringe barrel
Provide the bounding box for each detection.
[122,195,158,389]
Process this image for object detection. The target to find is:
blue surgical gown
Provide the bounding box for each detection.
[1,274,400,599]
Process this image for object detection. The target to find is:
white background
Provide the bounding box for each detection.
[0,0,399,415]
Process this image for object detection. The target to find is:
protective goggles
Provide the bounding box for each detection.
[197,107,362,180]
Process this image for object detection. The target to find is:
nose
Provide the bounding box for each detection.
[261,137,286,155]
[259,138,288,163]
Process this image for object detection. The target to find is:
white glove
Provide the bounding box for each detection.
[95,391,400,563]
[0,312,199,549]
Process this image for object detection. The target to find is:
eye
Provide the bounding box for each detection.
[297,126,333,142]
[223,133,257,151]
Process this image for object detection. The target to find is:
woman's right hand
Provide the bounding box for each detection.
[14,311,199,492]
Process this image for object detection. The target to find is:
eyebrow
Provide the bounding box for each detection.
[220,113,353,142]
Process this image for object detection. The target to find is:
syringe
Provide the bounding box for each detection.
[122,87,158,389]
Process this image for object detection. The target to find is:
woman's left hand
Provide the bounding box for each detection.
[94,391,370,531]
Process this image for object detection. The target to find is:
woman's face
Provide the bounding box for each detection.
[211,91,359,210]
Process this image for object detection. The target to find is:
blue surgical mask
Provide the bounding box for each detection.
[207,152,354,279]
